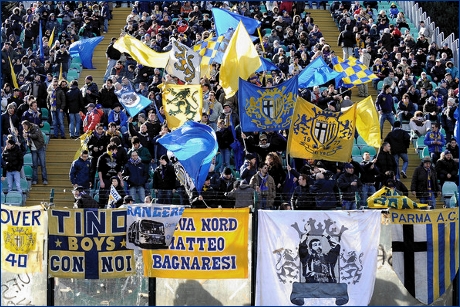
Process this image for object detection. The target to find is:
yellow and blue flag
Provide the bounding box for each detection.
[158,121,218,195]
[159,83,202,130]
[69,36,104,69]
[193,29,233,77]
[115,87,151,117]
[238,76,297,132]
[212,7,261,36]
[287,97,356,162]
[298,56,343,88]
[220,22,261,98]
[8,57,18,89]
[391,208,459,305]
[332,56,379,88]
[107,185,122,208]
[113,34,170,69]
[355,96,381,147]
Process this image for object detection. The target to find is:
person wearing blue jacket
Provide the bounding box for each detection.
[376,84,396,134]
[108,103,128,134]
[122,151,149,203]
[69,150,92,190]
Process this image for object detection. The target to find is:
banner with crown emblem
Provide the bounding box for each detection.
[288,97,356,162]
[159,83,203,130]
[238,77,297,132]
[1,205,48,273]
[166,38,201,84]
[256,210,381,306]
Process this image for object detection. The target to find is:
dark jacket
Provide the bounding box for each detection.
[291,184,314,210]
[69,156,92,188]
[153,163,176,190]
[309,178,338,209]
[411,163,440,198]
[435,158,459,180]
[21,108,43,127]
[123,159,149,187]
[75,193,99,208]
[376,92,395,113]
[337,25,355,48]
[216,125,234,149]
[2,143,23,174]
[337,172,362,201]
[26,123,45,150]
[47,87,66,111]
[384,128,410,154]
[98,84,117,109]
[376,150,397,175]
[66,85,84,114]
[359,160,380,183]
[214,174,237,208]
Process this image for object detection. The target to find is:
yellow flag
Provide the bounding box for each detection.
[159,83,203,130]
[113,35,170,68]
[287,97,356,162]
[220,21,261,98]
[48,27,55,47]
[356,96,381,147]
[8,57,19,89]
[58,63,63,81]
[367,187,429,209]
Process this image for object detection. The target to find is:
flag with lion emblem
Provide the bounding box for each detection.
[256,210,381,306]
[166,38,201,84]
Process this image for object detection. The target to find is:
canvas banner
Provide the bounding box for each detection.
[391,208,459,305]
[1,205,48,273]
[126,204,185,250]
[256,210,381,306]
[143,208,249,279]
[48,208,135,279]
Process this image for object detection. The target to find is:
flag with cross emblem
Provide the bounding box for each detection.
[238,76,297,132]
[391,208,459,305]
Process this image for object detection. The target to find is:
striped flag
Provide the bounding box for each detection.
[107,185,122,208]
[391,208,459,304]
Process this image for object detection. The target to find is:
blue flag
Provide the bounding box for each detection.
[39,20,44,62]
[158,121,218,194]
[154,103,165,124]
[256,57,280,73]
[238,76,298,132]
[298,56,343,88]
[212,8,261,36]
[69,36,104,69]
[115,87,151,117]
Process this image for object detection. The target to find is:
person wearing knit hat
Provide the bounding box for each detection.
[411,155,440,209]
[435,149,458,187]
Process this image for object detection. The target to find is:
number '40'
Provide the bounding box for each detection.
[5,254,28,267]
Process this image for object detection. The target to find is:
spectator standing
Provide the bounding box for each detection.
[337,163,362,210]
[359,152,380,208]
[123,150,149,202]
[375,142,397,188]
[66,80,84,139]
[47,79,66,139]
[291,173,314,210]
[1,139,23,195]
[249,163,276,210]
[376,84,396,134]
[153,155,176,204]
[411,156,440,209]
[69,150,92,189]
[97,143,123,206]
[384,121,411,179]
[22,120,47,185]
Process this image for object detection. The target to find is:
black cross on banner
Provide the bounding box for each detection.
[392,224,428,297]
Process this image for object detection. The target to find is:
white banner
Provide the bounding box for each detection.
[256,210,381,306]
[166,38,201,84]
[126,204,185,250]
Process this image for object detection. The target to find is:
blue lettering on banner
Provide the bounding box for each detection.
[391,212,432,223]
[127,206,185,218]
[100,255,133,272]
[51,210,71,233]
[49,255,85,272]
[169,237,225,251]
[151,254,237,270]
[201,218,238,231]
[176,217,196,231]
[0,209,42,226]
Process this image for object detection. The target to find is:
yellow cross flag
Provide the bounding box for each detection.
[355,96,381,147]
[220,21,261,98]
[287,97,356,162]
[113,34,170,69]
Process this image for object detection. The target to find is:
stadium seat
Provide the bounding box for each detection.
[23,153,33,166]
[377,81,384,91]
[355,135,368,147]
[41,108,49,121]
[442,182,458,207]
[24,165,33,181]
[416,136,426,151]
[419,146,429,159]
[41,121,51,135]
[4,191,24,206]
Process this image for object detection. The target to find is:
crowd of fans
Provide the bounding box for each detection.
[1,1,459,210]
